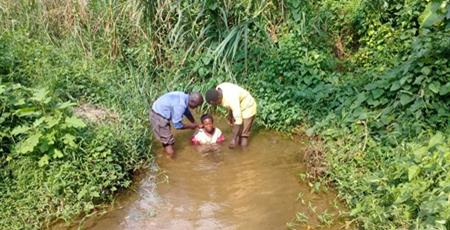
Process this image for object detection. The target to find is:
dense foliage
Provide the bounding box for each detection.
[0,0,449,229]
[0,81,136,227]
[241,0,450,228]
[0,8,153,228]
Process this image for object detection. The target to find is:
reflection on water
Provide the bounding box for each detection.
[65,120,346,230]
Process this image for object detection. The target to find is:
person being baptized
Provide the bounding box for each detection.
[191,114,225,145]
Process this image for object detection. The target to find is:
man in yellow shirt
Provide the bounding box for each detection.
[205,82,257,148]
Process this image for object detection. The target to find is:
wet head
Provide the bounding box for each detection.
[201,114,215,133]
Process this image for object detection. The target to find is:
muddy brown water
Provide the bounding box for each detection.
[59,119,347,230]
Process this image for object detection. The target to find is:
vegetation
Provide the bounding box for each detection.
[0,0,449,229]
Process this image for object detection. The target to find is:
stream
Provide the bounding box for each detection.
[61,119,346,229]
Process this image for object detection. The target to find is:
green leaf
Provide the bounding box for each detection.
[44,131,56,145]
[390,81,401,91]
[33,117,46,127]
[77,189,86,200]
[413,75,425,85]
[65,116,86,128]
[400,93,414,105]
[0,85,5,95]
[91,191,100,198]
[11,125,30,136]
[408,165,420,181]
[367,98,381,106]
[428,82,440,94]
[421,66,431,75]
[38,140,50,153]
[63,134,77,148]
[429,132,443,148]
[371,89,384,99]
[15,107,40,117]
[31,88,50,103]
[15,132,42,154]
[38,154,49,167]
[394,191,411,204]
[439,82,450,95]
[56,101,76,110]
[351,93,367,109]
[13,98,25,106]
[84,202,94,212]
[198,67,208,77]
[420,2,446,28]
[53,149,64,159]
[414,146,428,161]
[45,114,61,128]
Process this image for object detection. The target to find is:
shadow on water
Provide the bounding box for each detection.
[58,118,348,230]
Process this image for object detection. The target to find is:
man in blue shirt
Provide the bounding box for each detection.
[150,91,203,157]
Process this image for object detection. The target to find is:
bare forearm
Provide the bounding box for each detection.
[231,125,241,141]
[183,123,198,130]
[228,125,241,148]
[185,113,195,123]
[175,122,197,130]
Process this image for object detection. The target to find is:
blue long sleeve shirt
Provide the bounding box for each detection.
[151,92,193,129]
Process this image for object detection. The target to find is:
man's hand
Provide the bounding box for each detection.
[192,123,201,129]
[229,125,242,149]
[184,123,199,130]
[228,138,237,149]
[226,120,232,126]
[227,110,235,126]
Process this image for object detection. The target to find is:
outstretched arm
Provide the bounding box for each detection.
[184,108,195,123]
[173,106,198,130]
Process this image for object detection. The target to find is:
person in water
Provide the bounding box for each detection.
[205,82,257,148]
[191,114,225,145]
[149,91,203,158]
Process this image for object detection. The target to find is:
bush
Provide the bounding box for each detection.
[0,30,152,229]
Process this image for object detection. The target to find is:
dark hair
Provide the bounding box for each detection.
[189,92,204,106]
[205,89,219,103]
[200,114,213,123]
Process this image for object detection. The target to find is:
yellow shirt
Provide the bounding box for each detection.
[217,82,257,125]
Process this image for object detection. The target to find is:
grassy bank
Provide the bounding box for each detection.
[1,0,449,229]
[0,31,154,230]
[0,1,156,228]
[240,1,450,228]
